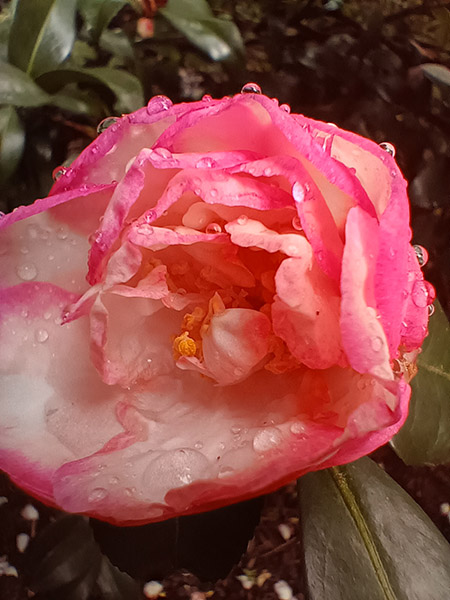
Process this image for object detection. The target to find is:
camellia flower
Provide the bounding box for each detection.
[0,87,433,525]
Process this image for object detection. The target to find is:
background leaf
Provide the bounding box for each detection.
[0,105,25,183]
[160,0,244,62]
[78,0,127,42]
[0,61,51,106]
[37,66,144,113]
[299,458,450,600]
[8,0,78,79]
[392,301,450,465]
[25,515,141,600]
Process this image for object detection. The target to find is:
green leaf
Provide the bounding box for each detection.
[391,301,450,465]
[299,458,450,600]
[0,61,50,106]
[0,105,25,183]
[37,66,144,113]
[78,0,127,41]
[95,556,141,600]
[25,515,101,600]
[100,29,134,61]
[0,0,18,62]
[160,0,245,62]
[25,515,140,600]
[8,0,78,79]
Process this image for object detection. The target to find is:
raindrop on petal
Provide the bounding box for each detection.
[196,156,217,169]
[411,280,429,308]
[428,304,435,317]
[146,95,173,114]
[202,94,213,102]
[97,117,118,135]
[16,263,37,281]
[240,82,262,94]
[206,222,222,234]
[379,142,396,157]
[237,215,248,225]
[52,166,67,181]
[253,427,282,453]
[280,104,291,113]
[413,244,429,267]
[152,147,171,159]
[292,182,305,203]
[371,336,383,352]
[35,329,49,343]
[88,487,107,502]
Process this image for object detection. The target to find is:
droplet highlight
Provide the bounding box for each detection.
[379,142,396,157]
[146,95,173,114]
[413,244,429,267]
[16,263,37,281]
[97,117,118,135]
[240,82,262,94]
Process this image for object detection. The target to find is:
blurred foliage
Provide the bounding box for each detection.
[0,0,449,313]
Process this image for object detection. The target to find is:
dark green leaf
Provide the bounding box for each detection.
[8,0,78,79]
[392,301,450,465]
[95,556,141,600]
[100,29,134,61]
[299,458,450,600]
[69,40,98,67]
[0,105,25,183]
[0,0,18,62]
[78,0,127,41]
[25,515,101,600]
[48,91,95,115]
[0,61,50,106]
[160,0,244,62]
[37,66,144,113]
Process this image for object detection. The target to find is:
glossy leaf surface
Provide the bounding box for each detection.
[8,0,77,78]
[160,0,244,62]
[299,457,450,600]
[392,301,450,465]
[0,105,25,183]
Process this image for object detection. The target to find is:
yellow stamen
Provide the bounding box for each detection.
[173,331,197,358]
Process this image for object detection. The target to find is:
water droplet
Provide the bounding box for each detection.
[97,117,118,135]
[109,476,119,484]
[147,95,173,114]
[218,466,235,478]
[253,427,282,453]
[287,244,300,256]
[20,246,29,255]
[209,188,218,198]
[88,487,107,502]
[231,425,241,434]
[379,142,396,157]
[206,222,222,234]
[152,147,171,159]
[411,280,430,308]
[413,244,429,267]
[35,329,49,343]
[202,94,213,102]
[241,82,262,94]
[196,156,217,169]
[263,167,272,176]
[237,215,248,225]
[292,215,303,231]
[56,227,68,240]
[194,441,203,449]
[143,449,209,490]
[292,182,305,203]
[428,304,435,316]
[145,210,156,223]
[16,263,37,281]
[280,103,291,113]
[371,336,383,352]
[52,166,67,181]
[290,422,306,435]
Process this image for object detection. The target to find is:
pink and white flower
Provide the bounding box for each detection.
[0,92,432,524]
